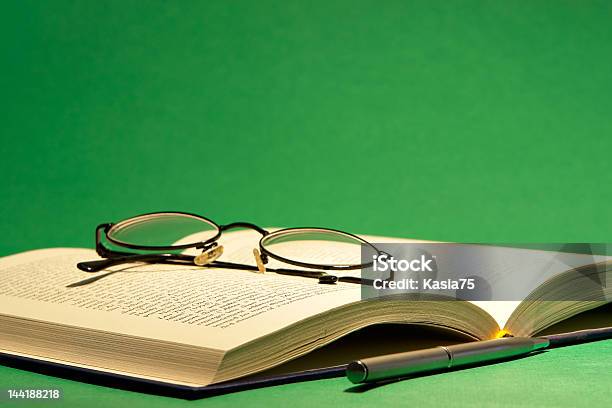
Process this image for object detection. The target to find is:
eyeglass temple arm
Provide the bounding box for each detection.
[78,253,371,283]
[78,253,327,276]
[77,253,196,272]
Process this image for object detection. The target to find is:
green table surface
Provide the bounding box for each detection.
[0,341,610,408]
[1,0,611,406]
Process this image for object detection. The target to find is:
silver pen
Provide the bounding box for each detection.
[346,337,549,384]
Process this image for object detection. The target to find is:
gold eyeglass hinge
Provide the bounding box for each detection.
[194,245,224,266]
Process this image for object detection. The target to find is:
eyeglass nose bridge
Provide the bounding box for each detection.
[220,222,270,236]
[217,222,272,272]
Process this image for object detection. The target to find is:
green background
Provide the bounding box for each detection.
[1,0,611,406]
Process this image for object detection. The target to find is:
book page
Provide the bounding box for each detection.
[0,237,362,351]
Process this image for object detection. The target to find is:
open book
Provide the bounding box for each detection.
[0,229,610,387]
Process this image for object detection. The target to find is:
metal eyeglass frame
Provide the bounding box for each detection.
[76,211,383,285]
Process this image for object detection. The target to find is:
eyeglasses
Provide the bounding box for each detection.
[76,211,383,285]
